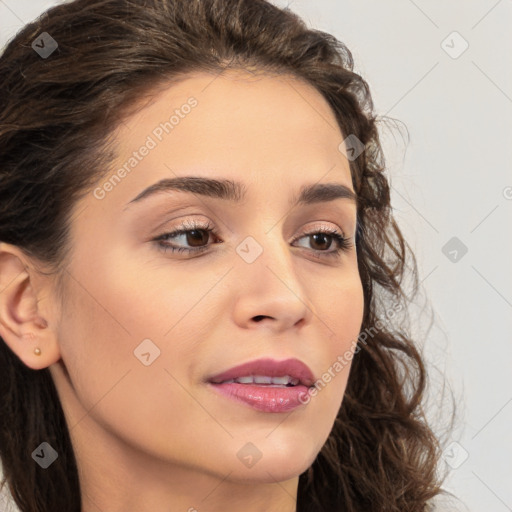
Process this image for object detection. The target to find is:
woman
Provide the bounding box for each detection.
[0,0,456,510]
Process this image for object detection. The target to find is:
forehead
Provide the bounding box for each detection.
[115,70,347,168]
[122,68,340,134]
[91,69,355,214]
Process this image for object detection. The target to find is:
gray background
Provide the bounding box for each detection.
[1,1,511,510]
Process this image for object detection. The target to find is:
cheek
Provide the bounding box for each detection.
[324,268,365,344]
[55,285,132,401]
[315,271,364,402]
[95,243,225,341]
[54,276,202,459]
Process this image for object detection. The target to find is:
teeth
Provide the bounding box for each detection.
[254,375,272,384]
[270,376,290,385]
[224,375,298,385]
[236,376,253,384]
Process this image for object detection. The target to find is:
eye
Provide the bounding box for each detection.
[291,226,353,259]
[153,219,217,255]
[152,220,353,259]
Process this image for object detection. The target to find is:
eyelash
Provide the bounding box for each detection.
[153,220,353,259]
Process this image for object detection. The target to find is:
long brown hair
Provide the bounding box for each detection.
[0,0,456,510]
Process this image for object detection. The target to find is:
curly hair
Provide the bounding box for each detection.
[0,0,456,510]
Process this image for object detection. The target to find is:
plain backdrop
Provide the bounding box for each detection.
[1,1,511,511]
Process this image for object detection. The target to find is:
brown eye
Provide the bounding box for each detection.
[308,232,335,251]
[292,227,352,258]
[153,220,217,255]
[184,229,210,247]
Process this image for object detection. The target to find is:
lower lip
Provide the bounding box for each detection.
[208,382,310,413]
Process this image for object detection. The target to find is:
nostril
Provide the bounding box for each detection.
[253,315,270,322]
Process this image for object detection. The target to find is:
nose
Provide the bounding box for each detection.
[231,234,313,334]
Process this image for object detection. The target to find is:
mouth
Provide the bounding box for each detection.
[206,357,315,413]
[212,374,301,386]
[208,357,315,387]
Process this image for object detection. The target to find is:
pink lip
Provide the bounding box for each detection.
[208,382,311,412]
[207,357,316,387]
[206,358,315,413]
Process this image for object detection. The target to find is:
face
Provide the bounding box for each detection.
[48,70,364,486]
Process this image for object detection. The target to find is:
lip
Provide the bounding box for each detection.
[206,357,315,413]
[207,357,316,387]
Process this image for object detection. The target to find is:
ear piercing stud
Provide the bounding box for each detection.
[34,347,42,356]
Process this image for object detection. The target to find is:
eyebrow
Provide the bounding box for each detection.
[124,176,358,209]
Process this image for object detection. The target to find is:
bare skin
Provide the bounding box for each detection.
[0,69,364,512]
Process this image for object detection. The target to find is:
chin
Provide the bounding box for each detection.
[229,461,310,484]
[224,436,320,484]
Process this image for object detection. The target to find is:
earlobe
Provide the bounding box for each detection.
[0,243,61,370]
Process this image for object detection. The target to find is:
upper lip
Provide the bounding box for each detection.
[207,357,316,387]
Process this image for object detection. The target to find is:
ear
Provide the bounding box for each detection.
[0,242,61,370]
